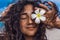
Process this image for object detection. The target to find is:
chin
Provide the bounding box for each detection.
[27,34,35,37]
[27,32,36,37]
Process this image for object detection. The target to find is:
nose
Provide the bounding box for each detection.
[28,18,33,24]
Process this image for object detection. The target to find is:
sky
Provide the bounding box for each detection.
[0,0,18,13]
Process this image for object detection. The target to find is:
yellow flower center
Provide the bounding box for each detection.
[36,13,41,18]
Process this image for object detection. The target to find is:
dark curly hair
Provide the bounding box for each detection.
[3,1,49,40]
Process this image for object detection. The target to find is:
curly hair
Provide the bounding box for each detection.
[3,1,50,40]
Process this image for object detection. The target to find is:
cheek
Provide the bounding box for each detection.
[19,20,29,34]
[20,20,27,27]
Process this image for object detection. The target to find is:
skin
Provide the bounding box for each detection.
[35,2,60,28]
[19,4,38,40]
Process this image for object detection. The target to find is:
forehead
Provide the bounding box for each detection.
[23,4,34,15]
[24,4,33,10]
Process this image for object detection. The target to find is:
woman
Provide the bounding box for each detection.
[3,1,47,40]
[1,1,59,40]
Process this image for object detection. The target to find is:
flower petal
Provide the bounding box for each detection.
[35,9,39,14]
[40,16,46,21]
[39,9,46,15]
[31,14,36,19]
[35,18,40,24]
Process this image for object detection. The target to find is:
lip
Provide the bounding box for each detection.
[29,28,34,31]
[26,25,36,27]
[27,27,35,30]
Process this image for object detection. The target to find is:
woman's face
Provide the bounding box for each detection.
[20,4,38,37]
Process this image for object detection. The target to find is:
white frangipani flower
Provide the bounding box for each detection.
[31,9,46,24]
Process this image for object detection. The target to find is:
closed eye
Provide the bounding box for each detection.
[20,13,28,20]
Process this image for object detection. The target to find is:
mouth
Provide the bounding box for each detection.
[27,27,36,31]
[26,25,36,30]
